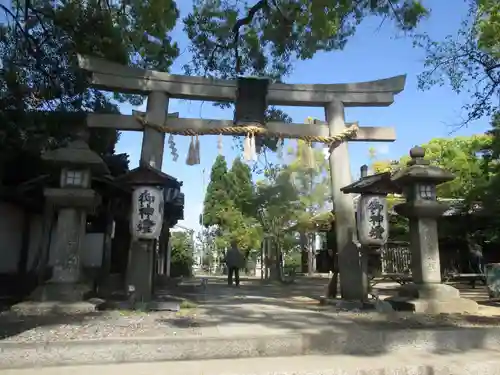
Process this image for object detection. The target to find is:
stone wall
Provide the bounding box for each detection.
[0,202,24,274]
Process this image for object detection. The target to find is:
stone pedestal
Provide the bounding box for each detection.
[29,206,91,303]
[23,188,101,310]
[126,240,155,302]
[387,283,479,314]
[386,204,479,314]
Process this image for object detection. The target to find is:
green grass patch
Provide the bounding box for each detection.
[180,299,197,309]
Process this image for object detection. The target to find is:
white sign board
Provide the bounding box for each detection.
[130,186,164,240]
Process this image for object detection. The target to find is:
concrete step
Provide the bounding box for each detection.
[2,352,500,375]
[2,326,500,369]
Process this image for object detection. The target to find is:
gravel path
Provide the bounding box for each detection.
[2,300,500,344]
[0,309,206,342]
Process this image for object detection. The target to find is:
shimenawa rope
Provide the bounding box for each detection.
[133,112,358,146]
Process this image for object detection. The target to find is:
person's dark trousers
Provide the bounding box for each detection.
[228,267,240,286]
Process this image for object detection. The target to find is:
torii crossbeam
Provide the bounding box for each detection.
[78,54,406,302]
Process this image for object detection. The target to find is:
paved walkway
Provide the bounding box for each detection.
[1,276,500,369]
[4,352,500,375]
[2,276,500,344]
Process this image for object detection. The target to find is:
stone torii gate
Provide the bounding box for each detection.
[78,55,405,301]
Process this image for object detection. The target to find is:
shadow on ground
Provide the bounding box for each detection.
[1,276,499,359]
[0,311,101,340]
[157,275,500,356]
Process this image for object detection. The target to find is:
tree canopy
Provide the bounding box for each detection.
[0,0,182,183]
[184,0,428,80]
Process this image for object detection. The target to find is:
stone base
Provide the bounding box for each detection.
[385,283,479,314]
[10,301,96,315]
[319,297,374,311]
[29,282,91,303]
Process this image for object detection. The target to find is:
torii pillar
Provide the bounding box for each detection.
[326,101,363,300]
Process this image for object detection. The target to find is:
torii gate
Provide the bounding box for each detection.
[78,55,405,301]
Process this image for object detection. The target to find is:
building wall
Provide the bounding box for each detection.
[27,214,43,272]
[0,202,24,274]
[0,200,112,276]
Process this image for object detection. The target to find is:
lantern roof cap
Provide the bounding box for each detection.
[42,139,109,175]
[116,163,182,187]
[341,171,401,195]
[391,145,454,186]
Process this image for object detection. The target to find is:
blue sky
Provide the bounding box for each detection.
[116,1,489,232]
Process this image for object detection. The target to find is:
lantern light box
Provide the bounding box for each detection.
[341,165,401,247]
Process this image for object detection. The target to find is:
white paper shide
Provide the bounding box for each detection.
[130,186,164,240]
[356,194,388,246]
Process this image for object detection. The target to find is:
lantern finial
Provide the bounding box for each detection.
[408,146,429,166]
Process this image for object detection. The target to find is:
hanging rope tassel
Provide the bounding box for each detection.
[194,135,200,165]
[307,142,316,169]
[243,134,252,161]
[299,140,308,167]
[217,134,223,155]
[168,134,178,162]
[186,136,196,166]
[277,138,284,160]
[250,133,257,161]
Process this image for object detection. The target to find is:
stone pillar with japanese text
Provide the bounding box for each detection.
[127,185,164,302]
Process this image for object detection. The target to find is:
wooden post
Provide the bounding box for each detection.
[126,91,169,302]
[325,101,364,301]
[166,236,172,277]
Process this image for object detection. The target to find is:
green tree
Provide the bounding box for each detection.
[254,138,331,277]
[170,231,195,264]
[0,0,181,184]
[476,113,500,240]
[255,165,300,280]
[217,206,262,257]
[396,136,492,201]
[227,158,255,217]
[202,155,232,227]
[368,135,493,240]
[477,0,500,58]
[184,0,428,80]
[369,135,492,201]
[170,231,195,276]
[285,140,331,274]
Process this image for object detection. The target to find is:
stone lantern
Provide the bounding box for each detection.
[234,77,269,126]
[386,146,478,313]
[117,164,182,302]
[37,135,109,302]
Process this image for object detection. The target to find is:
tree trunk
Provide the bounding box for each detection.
[268,240,281,281]
[307,233,314,276]
[300,232,308,273]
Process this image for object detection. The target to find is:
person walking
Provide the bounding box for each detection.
[224,240,245,286]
